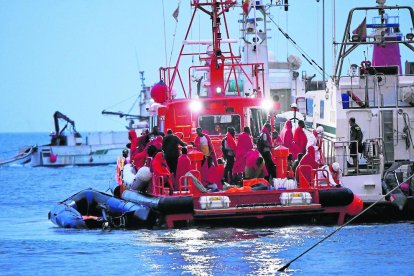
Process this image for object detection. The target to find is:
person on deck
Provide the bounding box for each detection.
[293,120,308,159]
[291,152,304,179]
[151,151,174,195]
[244,149,268,179]
[137,129,150,153]
[148,135,163,151]
[222,127,237,184]
[318,162,342,187]
[149,125,165,139]
[192,127,218,185]
[349,117,363,171]
[128,130,139,158]
[162,129,187,176]
[233,126,254,181]
[259,123,276,180]
[174,147,192,191]
[272,130,282,147]
[279,120,294,152]
[312,126,325,165]
[295,145,319,185]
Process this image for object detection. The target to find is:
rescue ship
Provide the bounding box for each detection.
[303,0,414,221]
[89,0,363,230]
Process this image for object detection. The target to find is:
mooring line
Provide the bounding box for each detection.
[277,172,414,272]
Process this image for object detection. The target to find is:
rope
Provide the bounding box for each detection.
[268,14,333,82]
[278,171,414,272]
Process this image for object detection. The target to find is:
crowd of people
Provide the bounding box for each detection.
[123,117,361,194]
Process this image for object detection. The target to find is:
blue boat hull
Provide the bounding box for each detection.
[48,188,155,229]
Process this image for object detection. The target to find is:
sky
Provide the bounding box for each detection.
[0,0,412,133]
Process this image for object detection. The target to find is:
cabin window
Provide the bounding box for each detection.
[306,98,314,117]
[198,114,241,135]
[320,100,325,119]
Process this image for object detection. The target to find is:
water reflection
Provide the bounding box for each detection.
[131,227,320,275]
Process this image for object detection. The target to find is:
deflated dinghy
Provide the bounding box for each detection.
[48,188,155,229]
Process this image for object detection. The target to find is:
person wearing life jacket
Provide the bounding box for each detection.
[192,127,218,185]
[222,127,237,184]
[174,147,192,191]
[244,149,268,179]
[258,123,276,180]
[295,145,319,184]
[318,162,342,187]
[293,120,308,159]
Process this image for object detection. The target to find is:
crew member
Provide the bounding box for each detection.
[162,129,187,175]
[318,162,342,187]
[349,117,363,171]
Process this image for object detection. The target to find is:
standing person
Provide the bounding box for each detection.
[128,130,139,158]
[162,129,187,175]
[222,127,237,184]
[149,125,165,139]
[279,120,294,153]
[258,123,276,180]
[174,147,192,191]
[313,126,325,165]
[137,129,150,153]
[233,126,254,180]
[193,127,218,185]
[349,117,363,171]
[293,120,308,159]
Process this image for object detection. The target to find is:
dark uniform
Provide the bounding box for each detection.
[162,132,187,175]
[349,118,363,168]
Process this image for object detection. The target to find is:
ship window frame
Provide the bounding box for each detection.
[198,114,241,135]
[306,98,314,117]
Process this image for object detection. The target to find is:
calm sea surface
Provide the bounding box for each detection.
[0,133,413,276]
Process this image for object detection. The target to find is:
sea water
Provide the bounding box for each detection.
[0,133,413,275]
